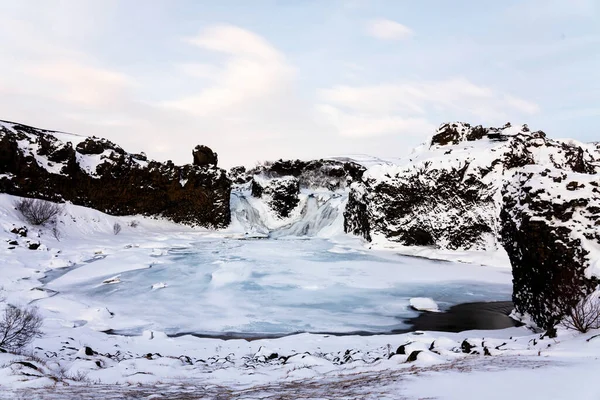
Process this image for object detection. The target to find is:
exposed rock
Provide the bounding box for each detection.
[84,346,97,356]
[229,166,251,185]
[395,342,412,355]
[10,226,27,237]
[245,158,365,191]
[0,120,231,227]
[406,350,422,362]
[192,145,218,167]
[251,176,300,219]
[345,122,598,250]
[461,340,475,354]
[501,166,600,329]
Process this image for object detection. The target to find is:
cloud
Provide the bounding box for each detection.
[366,19,413,41]
[316,104,435,137]
[164,24,294,116]
[25,61,135,107]
[317,78,540,137]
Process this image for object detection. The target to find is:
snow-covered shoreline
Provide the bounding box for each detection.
[1,193,599,399]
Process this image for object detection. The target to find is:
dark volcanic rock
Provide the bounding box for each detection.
[0,120,231,227]
[345,122,598,251]
[501,166,600,329]
[246,159,366,191]
[251,177,300,219]
[192,145,218,167]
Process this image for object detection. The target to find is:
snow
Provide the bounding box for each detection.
[0,160,598,399]
[410,297,440,312]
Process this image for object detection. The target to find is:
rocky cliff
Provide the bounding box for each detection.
[501,166,600,329]
[344,121,599,328]
[0,120,231,227]
[345,122,598,251]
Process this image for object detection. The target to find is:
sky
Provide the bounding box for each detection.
[0,0,598,168]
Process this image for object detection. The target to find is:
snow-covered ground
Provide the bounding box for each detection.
[1,193,599,399]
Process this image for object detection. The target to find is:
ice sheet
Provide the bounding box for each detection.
[45,238,512,335]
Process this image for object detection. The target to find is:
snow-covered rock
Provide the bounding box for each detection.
[0,119,231,227]
[345,122,598,250]
[501,165,600,329]
[409,297,440,312]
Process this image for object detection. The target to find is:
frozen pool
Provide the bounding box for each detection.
[45,238,512,336]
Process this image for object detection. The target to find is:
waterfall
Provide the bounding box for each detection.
[230,190,346,238]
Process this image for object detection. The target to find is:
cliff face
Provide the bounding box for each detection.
[344,121,600,328]
[345,122,598,251]
[501,166,600,329]
[0,120,231,227]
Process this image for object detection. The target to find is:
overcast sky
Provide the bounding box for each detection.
[1,0,598,168]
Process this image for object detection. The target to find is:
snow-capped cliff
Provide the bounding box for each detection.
[0,120,231,227]
[345,122,598,251]
[502,166,600,329]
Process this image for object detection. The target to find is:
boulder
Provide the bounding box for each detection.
[192,145,218,167]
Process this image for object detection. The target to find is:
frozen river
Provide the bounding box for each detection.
[45,237,512,336]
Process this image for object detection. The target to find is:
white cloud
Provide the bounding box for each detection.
[317,78,540,137]
[25,61,135,107]
[317,104,435,138]
[366,19,413,41]
[164,24,294,115]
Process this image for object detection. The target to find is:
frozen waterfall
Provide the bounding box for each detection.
[230,190,347,238]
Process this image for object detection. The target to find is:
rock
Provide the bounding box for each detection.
[10,226,27,237]
[84,346,97,356]
[406,350,422,362]
[241,158,365,191]
[14,361,38,370]
[192,145,218,167]
[76,137,119,155]
[501,166,600,329]
[251,176,301,218]
[396,342,412,355]
[345,122,598,251]
[27,241,40,250]
[8,240,18,246]
[0,120,231,228]
[461,340,475,353]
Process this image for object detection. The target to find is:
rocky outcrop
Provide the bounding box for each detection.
[251,176,300,219]
[243,159,365,191]
[192,145,218,167]
[501,166,600,329]
[0,120,231,227]
[345,122,598,250]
